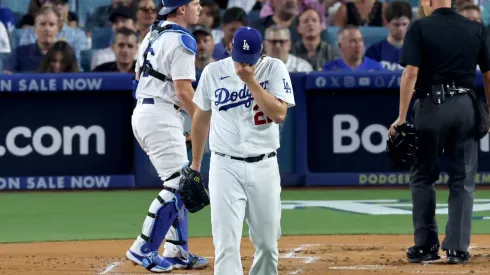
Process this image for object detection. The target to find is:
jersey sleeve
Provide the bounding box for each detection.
[171,45,196,81]
[478,25,490,73]
[193,65,212,111]
[399,21,422,67]
[267,60,295,107]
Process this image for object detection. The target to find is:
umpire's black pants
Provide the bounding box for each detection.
[410,93,477,252]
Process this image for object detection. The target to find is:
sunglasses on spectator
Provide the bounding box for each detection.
[139,7,157,13]
[266,39,289,45]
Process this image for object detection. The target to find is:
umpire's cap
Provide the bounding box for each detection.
[159,0,194,15]
[232,27,262,66]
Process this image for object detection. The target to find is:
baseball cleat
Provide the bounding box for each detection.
[445,250,470,264]
[163,253,209,269]
[406,245,441,263]
[126,250,173,273]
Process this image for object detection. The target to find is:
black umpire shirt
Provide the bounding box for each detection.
[400,7,490,94]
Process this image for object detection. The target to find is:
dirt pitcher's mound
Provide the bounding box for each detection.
[1,235,490,275]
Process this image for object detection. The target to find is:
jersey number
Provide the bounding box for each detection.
[253,104,273,125]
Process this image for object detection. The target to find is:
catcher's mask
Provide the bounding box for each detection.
[386,123,419,169]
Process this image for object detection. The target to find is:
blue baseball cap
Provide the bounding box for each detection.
[159,0,193,15]
[232,27,263,65]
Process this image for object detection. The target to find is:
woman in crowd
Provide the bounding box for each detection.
[37,40,79,73]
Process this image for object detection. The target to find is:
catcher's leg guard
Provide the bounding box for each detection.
[127,188,180,273]
[163,194,209,269]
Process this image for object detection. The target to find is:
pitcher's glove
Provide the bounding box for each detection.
[179,166,210,213]
[184,132,192,152]
[386,123,418,169]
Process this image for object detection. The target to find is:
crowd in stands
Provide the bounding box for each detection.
[0,0,487,75]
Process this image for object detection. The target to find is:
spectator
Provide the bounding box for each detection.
[91,6,137,70]
[197,0,223,44]
[67,11,79,27]
[18,0,89,65]
[0,22,10,53]
[260,0,329,29]
[37,40,79,72]
[292,8,337,71]
[334,0,386,27]
[189,25,215,74]
[212,7,247,61]
[227,0,259,13]
[265,24,312,72]
[365,1,411,71]
[27,0,45,16]
[457,4,481,22]
[85,0,133,32]
[136,0,158,39]
[19,14,36,29]
[3,6,59,73]
[323,25,384,71]
[93,27,138,73]
[251,0,301,42]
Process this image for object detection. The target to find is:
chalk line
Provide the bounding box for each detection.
[99,262,121,274]
[288,269,303,274]
[329,265,389,270]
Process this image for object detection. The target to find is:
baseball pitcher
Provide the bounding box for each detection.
[189,26,295,275]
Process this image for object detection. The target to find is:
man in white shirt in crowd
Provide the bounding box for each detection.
[264,24,312,72]
[90,6,137,70]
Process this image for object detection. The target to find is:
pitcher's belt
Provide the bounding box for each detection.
[214,151,276,163]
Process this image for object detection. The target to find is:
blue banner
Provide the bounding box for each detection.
[0,72,488,189]
[0,175,135,190]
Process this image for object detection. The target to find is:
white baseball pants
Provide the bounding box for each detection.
[209,152,282,275]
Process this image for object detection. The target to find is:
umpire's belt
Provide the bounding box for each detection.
[138,98,180,111]
[214,151,277,163]
[421,86,469,98]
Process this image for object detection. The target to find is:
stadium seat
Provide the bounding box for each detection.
[91,27,113,49]
[78,0,112,28]
[10,28,26,49]
[79,49,93,72]
[322,26,388,48]
[0,52,7,71]
[0,0,30,15]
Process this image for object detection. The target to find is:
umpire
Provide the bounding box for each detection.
[389,0,490,265]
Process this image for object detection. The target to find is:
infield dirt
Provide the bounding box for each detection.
[1,235,490,275]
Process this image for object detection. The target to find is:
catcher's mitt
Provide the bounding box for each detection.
[386,123,418,169]
[179,166,210,213]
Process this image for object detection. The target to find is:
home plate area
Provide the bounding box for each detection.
[2,235,490,275]
[105,235,490,275]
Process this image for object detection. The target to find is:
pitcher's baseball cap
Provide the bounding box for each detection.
[159,0,193,15]
[232,27,262,65]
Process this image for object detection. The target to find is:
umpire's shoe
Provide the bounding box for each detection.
[445,250,470,264]
[163,253,209,270]
[406,245,441,263]
[126,250,173,273]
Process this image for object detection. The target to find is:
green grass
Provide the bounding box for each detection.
[0,189,489,243]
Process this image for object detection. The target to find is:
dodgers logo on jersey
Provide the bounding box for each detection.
[214,81,269,111]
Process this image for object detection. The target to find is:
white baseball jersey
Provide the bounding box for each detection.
[135,21,196,105]
[285,54,313,73]
[193,56,295,157]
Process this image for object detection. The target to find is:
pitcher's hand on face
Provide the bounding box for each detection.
[234,61,255,83]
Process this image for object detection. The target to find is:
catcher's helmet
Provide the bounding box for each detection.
[386,123,419,169]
